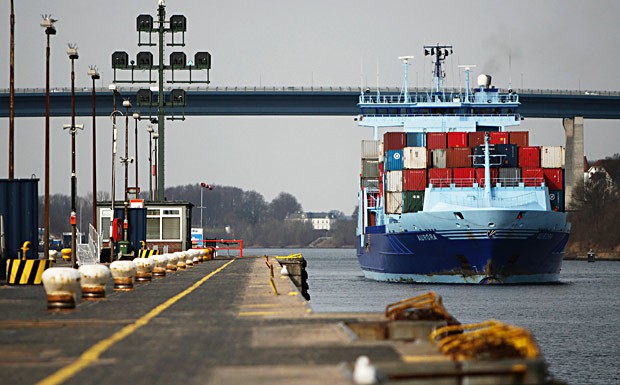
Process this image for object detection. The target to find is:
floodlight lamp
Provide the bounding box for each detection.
[133,112,141,119]
[40,14,57,28]
[153,133,159,139]
[122,99,132,108]
[146,125,154,133]
[67,44,79,59]
[88,66,100,79]
[108,83,117,91]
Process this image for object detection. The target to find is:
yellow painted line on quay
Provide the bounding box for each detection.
[36,259,236,385]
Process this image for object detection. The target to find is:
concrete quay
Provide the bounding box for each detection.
[0,256,560,385]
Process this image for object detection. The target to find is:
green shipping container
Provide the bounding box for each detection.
[403,191,425,213]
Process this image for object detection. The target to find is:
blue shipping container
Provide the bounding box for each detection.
[495,144,519,168]
[385,149,404,171]
[0,179,39,279]
[549,190,564,212]
[406,132,427,147]
[113,208,147,254]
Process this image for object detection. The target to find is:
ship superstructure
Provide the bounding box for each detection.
[356,45,570,283]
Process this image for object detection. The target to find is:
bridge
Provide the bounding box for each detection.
[2,87,620,118]
[3,87,620,204]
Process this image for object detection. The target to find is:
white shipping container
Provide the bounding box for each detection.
[361,159,380,178]
[361,140,380,159]
[386,192,403,214]
[432,149,447,168]
[498,167,522,187]
[541,146,565,168]
[386,170,403,192]
[403,147,428,169]
[379,141,384,162]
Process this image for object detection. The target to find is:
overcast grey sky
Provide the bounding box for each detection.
[2,0,620,214]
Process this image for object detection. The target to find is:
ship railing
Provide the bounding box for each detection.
[359,91,520,105]
[430,177,545,189]
[359,113,520,119]
[436,191,540,208]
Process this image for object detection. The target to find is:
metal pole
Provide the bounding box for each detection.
[200,187,204,229]
[44,30,52,259]
[148,131,153,200]
[8,0,14,179]
[70,56,77,269]
[153,137,158,200]
[157,2,166,201]
[124,104,130,242]
[111,91,117,260]
[91,74,98,230]
[134,116,139,198]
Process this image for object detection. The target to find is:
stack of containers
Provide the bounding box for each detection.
[384,132,406,214]
[361,140,381,226]
[375,129,567,214]
[402,132,428,213]
[541,146,565,211]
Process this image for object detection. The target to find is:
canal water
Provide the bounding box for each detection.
[250,248,620,384]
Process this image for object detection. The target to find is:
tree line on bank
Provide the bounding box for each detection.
[38,186,357,248]
[566,154,620,256]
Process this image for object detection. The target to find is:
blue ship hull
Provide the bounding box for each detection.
[356,226,569,284]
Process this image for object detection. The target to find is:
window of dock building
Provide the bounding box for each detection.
[146,208,182,241]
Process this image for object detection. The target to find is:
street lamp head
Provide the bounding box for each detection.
[122,99,132,108]
[40,14,57,34]
[153,133,159,139]
[146,125,154,133]
[67,43,78,60]
[133,112,141,120]
[88,65,100,79]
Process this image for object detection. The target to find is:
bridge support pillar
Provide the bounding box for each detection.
[563,116,584,207]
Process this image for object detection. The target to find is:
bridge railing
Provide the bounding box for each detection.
[2,86,620,96]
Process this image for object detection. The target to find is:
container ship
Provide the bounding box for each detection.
[356,45,570,283]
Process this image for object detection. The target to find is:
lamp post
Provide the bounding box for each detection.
[146,125,154,200]
[67,43,79,269]
[88,66,100,230]
[133,112,140,198]
[152,131,159,200]
[41,14,56,259]
[121,99,133,247]
[108,92,123,260]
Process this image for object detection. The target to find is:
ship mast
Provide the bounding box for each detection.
[484,132,492,207]
[424,44,452,94]
[398,55,414,103]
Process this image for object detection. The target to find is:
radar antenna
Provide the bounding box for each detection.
[423,44,453,93]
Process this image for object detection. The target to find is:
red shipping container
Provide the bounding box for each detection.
[543,168,563,190]
[446,147,473,168]
[426,133,447,149]
[428,168,452,187]
[475,167,499,187]
[509,131,529,147]
[468,132,486,147]
[519,146,540,168]
[522,167,544,187]
[383,132,406,151]
[453,168,475,187]
[402,169,427,191]
[447,132,468,148]
[489,131,509,144]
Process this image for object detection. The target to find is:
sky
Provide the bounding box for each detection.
[2,0,620,215]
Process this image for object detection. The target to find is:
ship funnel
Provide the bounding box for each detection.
[477,74,492,88]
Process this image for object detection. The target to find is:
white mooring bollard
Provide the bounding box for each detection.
[166,253,179,272]
[41,267,81,310]
[109,260,137,291]
[79,264,110,299]
[133,257,155,282]
[152,254,168,277]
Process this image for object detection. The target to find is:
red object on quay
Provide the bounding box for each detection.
[543,168,564,190]
[428,168,452,187]
[402,169,427,191]
[383,132,407,150]
[446,147,472,168]
[452,168,475,187]
[426,132,447,149]
[447,132,468,148]
[519,146,541,168]
[490,132,509,144]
